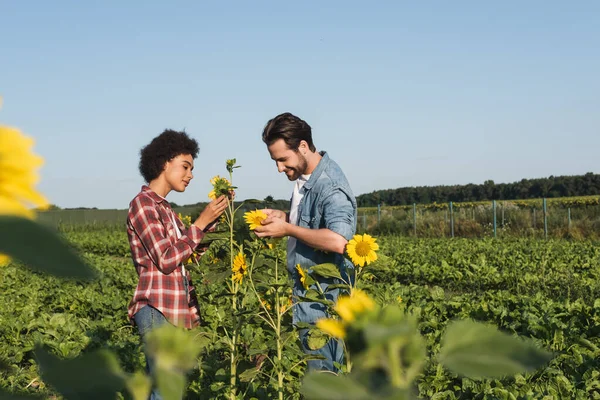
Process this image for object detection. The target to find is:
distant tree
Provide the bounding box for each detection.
[356,173,600,207]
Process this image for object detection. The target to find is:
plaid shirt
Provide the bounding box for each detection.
[126,185,204,329]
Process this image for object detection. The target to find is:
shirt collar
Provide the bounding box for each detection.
[141,185,169,205]
[303,151,328,191]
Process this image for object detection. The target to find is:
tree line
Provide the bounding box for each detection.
[356,172,600,207]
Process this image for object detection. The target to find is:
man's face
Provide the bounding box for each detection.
[267,139,308,181]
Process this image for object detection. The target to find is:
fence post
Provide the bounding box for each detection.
[493,200,497,238]
[413,203,417,236]
[502,201,505,226]
[533,209,536,228]
[450,201,454,238]
[377,203,381,227]
[543,198,548,239]
[568,207,571,231]
[363,214,367,231]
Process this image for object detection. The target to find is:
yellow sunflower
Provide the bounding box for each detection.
[260,298,272,311]
[334,289,375,323]
[296,264,309,290]
[232,252,247,284]
[316,318,346,339]
[178,213,192,228]
[209,175,233,200]
[0,124,49,266]
[243,209,267,230]
[345,233,379,268]
[280,297,293,314]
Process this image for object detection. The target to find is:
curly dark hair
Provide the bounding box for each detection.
[139,129,199,183]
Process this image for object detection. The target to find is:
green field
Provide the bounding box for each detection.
[2,225,600,399]
[39,195,600,241]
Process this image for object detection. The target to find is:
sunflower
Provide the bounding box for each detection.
[232,252,247,284]
[334,289,375,323]
[260,298,272,311]
[243,210,267,230]
[296,264,309,290]
[178,213,192,228]
[0,123,49,266]
[316,318,346,339]
[209,175,233,200]
[280,297,293,314]
[345,233,379,268]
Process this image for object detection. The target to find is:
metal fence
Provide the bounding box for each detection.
[356,199,600,239]
[38,197,600,239]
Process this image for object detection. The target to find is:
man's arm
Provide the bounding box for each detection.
[254,217,347,254]
[255,189,355,254]
[288,225,348,254]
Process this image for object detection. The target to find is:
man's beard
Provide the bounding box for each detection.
[286,153,308,181]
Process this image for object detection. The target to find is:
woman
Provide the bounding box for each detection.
[126,129,228,400]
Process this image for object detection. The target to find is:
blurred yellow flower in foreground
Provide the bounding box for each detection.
[334,289,375,323]
[317,289,375,339]
[316,319,346,339]
[0,122,49,266]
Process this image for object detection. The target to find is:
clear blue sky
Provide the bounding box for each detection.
[1,1,598,209]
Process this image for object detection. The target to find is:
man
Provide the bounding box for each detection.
[254,112,357,372]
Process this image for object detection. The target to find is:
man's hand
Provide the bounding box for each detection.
[254,215,289,238]
[262,208,287,222]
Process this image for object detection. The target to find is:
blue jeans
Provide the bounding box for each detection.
[293,281,345,373]
[134,305,169,400]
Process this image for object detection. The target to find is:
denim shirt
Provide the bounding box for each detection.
[288,151,357,277]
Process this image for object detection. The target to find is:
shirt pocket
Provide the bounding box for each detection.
[299,213,317,229]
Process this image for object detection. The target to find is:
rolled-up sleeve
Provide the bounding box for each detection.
[322,188,356,240]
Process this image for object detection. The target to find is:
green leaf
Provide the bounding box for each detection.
[0,216,97,280]
[0,358,11,373]
[324,284,350,292]
[297,295,333,306]
[301,372,371,400]
[238,367,261,382]
[310,263,343,280]
[155,368,186,400]
[438,320,553,380]
[203,270,230,284]
[307,328,330,350]
[363,322,415,348]
[125,371,152,400]
[199,231,229,244]
[145,324,206,371]
[35,346,125,399]
[0,390,44,400]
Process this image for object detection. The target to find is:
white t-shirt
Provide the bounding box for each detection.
[157,193,185,276]
[287,174,310,269]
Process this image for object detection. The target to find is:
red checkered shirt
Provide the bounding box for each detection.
[126,185,204,329]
